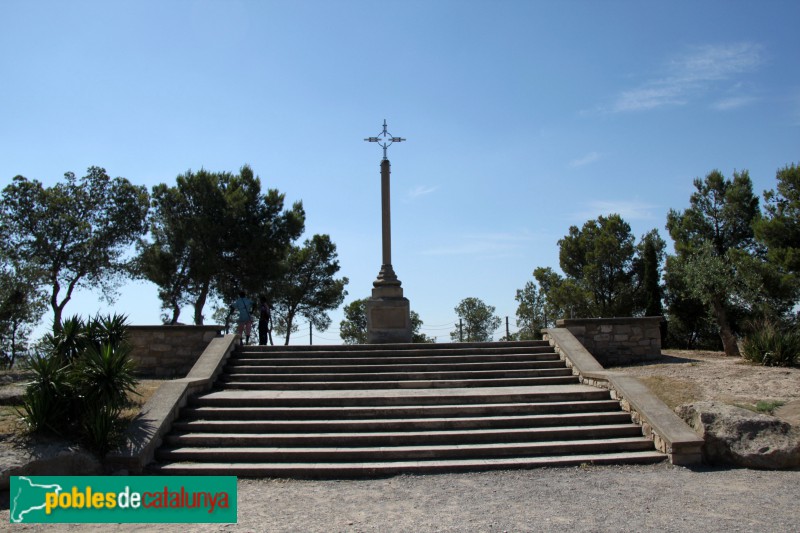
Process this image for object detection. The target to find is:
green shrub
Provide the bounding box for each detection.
[18,352,71,434]
[735,400,786,415]
[741,319,800,367]
[19,313,138,456]
[45,315,89,364]
[80,403,123,456]
[755,400,785,414]
[74,342,139,412]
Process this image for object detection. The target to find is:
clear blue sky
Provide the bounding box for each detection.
[2,1,799,343]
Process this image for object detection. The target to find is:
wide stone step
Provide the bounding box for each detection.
[224,360,566,373]
[172,412,634,433]
[237,343,554,358]
[220,368,574,383]
[218,375,581,390]
[155,437,656,463]
[149,450,666,477]
[164,424,644,448]
[192,386,611,407]
[228,353,561,366]
[180,399,624,420]
[149,337,669,477]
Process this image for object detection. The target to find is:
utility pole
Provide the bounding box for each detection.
[459,319,463,343]
[506,316,510,341]
[309,323,313,345]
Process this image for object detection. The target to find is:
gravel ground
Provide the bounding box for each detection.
[3,463,799,532]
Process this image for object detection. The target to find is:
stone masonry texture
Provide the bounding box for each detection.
[556,317,663,366]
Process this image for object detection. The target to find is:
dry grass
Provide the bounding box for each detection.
[637,376,704,410]
[0,404,24,436]
[0,377,168,438]
[120,379,166,421]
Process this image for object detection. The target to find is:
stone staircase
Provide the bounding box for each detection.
[149,341,665,477]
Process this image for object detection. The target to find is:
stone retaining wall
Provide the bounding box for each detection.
[556,317,663,366]
[541,327,703,465]
[128,325,223,377]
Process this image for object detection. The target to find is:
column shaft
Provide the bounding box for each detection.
[381,159,392,267]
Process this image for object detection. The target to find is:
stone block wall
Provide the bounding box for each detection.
[128,325,223,378]
[555,317,663,366]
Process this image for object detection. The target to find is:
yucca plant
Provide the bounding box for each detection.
[20,313,139,456]
[741,319,800,367]
[72,342,139,412]
[44,315,89,364]
[86,313,130,353]
[79,403,123,456]
[18,352,71,434]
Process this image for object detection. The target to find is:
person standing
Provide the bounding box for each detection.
[232,291,254,344]
[258,295,273,345]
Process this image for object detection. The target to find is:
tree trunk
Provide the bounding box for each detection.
[711,298,739,357]
[51,282,63,333]
[193,281,209,325]
[283,315,293,345]
[169,300,180,325]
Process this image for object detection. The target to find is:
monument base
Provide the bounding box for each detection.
[366,286,412,344]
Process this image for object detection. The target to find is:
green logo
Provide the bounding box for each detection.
[10,476,237,523]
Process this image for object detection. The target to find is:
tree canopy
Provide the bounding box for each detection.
[270,234,348,345]
[450,297,502,342]
[339,299,369,345]
[665,169,763,356]
[0,167,149,330]
[754,163,800,288]
[0,255,46,368]
[137,166,305,324]
[512,280,549,340]
[526,215,652,322]
[558,214,637,317]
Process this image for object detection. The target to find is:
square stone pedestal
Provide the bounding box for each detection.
[366,286,412,344]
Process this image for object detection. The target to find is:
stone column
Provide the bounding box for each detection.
[366,158,412,343]
[376,160,399,285]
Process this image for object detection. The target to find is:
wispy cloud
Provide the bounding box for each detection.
[569,151,602,168]
[571,200,659,222]
[420,232,534,257]
[612,43,763,113]
[408,185,438,198]
[711,95,757,111]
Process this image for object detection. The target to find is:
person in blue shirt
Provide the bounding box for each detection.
[231,291,254,344]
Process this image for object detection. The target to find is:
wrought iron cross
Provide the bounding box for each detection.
[364,119,406,160]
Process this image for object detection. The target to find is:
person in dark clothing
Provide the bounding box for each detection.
[258,295,272,345]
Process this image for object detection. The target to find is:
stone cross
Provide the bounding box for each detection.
[364,119,405,160]
[364,120,406,286]
[363,119,412,343]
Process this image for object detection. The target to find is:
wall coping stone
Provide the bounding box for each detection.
[127,324,224,333]
[542,327,703,465]
[107,334,238,473]
[556,316,663,327]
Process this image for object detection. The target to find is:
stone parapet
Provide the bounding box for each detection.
[542,327,703,466]
[556,317,663,366]
[108,334,238,473]
[128,325,223,377]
